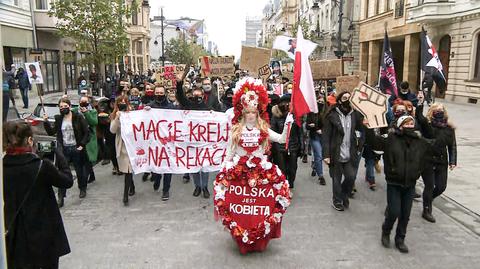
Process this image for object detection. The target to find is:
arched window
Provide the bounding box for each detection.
[474,32,480,80]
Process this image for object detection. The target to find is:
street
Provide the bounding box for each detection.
[51,101,480,269]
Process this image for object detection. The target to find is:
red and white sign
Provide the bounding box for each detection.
[120,109,230,174]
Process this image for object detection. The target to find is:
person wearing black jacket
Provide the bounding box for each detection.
[416,99,457,223]
[3,120,73,269]
[145,85,175,201]
[176,79,212,198]
[44,97,90,199]
[15,67,31,108]
[306,98,326,185]
[368,115,431,253]
[322,92,365,211]
[271,95,303,189]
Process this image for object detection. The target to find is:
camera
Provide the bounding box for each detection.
[37,140,56,154]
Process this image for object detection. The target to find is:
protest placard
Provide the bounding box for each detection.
[120,109,230,174]
[25,62,44,84]
[353,70,368,84]
[335,75,362,94]
[350,82,388,129]
[200,56,235,77]
[154,65,186,89]
[310,59,343,80]
[240,46,272,77]
[258,64,272,82]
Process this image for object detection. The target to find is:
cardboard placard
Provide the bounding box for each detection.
[154,65,186,89]
[200,56,235,77]
[310,59,343,80]
[350,82,388,129]
[240,46,272,77]
[353,70,368,84]
[336,75,362,95]
[258,64,272,82]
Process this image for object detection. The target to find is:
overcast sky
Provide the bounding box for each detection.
[150,0,269,58]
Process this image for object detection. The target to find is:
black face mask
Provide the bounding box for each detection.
[401,128,417,138]
[155,95,166,103]
[80,102,89,108]
[279,104,289,113]
[224,96,233,105]
[118,104,127,111]
[339,101,352,114]
[60,107,70,115]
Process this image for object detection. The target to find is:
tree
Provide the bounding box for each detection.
[164,38,211,65]
[49,0,134,72]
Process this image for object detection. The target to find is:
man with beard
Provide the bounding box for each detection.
[322,92,365,211]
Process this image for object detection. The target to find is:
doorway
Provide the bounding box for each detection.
[437,35,451,98]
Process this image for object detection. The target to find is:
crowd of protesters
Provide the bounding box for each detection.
[2,60,458,267]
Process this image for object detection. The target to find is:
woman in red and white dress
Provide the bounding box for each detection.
[214,77,293,254]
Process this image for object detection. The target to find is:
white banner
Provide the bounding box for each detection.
[120,109,231,174]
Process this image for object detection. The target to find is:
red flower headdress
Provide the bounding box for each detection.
[232,77,270,125]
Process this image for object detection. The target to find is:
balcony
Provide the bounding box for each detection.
[34,10,58,31]
[407,0,479,24]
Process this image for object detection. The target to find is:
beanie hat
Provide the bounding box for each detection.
[396,115,415,128]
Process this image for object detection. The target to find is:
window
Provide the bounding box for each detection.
[375,0,380,15]
[386,0,392,11]
[136,41,143,54]
[132,8,138,25]
[35,0,48,10]
[64,51,76,90]
[43,50,60,93]
[365,0,370,18]
[394,0,404,18]
[474,33,480,80]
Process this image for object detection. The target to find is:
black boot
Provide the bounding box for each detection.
[422,207,436,223]
[57,196,64,208]
[395,239,409,253]
[142,173,150,182]
[123,175,130,206]
[318,176,326,185]
[381,231,390,248]
[129,182,136,196]
[202,187,210,199]
[193,187,201,197]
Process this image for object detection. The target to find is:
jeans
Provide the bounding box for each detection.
[310,133,323,177]
[192,172,209,189]
[19,87,29,108]
[63,145,87,190]
[382,184,415,241]
[365,157,375,183]
[152,173,172,192]
[422,164,448,209]
[3,91,9,121]
[331,160,356,204]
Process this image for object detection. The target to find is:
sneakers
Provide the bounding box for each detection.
[318,176,326,185]
[202,188,210,199]
[342,197,350,209]
[162,191,170,201]
[311,170,316,177]
[87,175,96,184]
[153,180,160,192]
[79,190,86,199]
[422,208,436,223]
[142,173,150,182]
[332,201,345,211]
[182,175,190,184]
[381,232,390,248]
[395,240,409,253]
[193,187,202,197]
[368,181,376,191]
[101,159,110,165]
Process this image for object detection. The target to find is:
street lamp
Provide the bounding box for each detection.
[153,7,166,66]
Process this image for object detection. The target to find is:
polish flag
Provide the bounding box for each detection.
[292,26,318,126]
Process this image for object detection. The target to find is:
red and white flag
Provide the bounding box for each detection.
[292,26,318,126]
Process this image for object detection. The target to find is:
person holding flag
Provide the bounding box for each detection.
[421,27,447,104]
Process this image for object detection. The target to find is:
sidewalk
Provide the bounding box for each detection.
[14,88,80,115]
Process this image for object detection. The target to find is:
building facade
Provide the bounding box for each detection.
[407,0,480,103]
[1,0,35,72]
[30,0,151,93]
[261,0,299,47]
[358,0,422,91]
[244,17,262,47]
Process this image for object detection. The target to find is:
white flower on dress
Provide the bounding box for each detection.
[248,178,257,188]
[264,221,271,235]
[261,161,272,170]
[273,183,283,190]
[262,179,269,185]
[276,195,290,209]
[233,155,240,165]
[214,184,226,201]
[276,166,282,176]
[273,213,283,223]
[246,158,256,168]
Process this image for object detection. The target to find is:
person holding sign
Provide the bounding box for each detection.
[109,96,136,206]
[213,77,293,254]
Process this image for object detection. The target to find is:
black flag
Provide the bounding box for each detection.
[421,28,447,90]
[379,31,398,97]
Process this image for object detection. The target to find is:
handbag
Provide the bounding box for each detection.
[5,160,43,237]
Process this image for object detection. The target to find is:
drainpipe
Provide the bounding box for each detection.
[29,0,38,49]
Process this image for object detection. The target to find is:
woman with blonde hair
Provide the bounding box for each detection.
[110,95,136,206]
[416,99,457,223]
[213,77,294,254]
